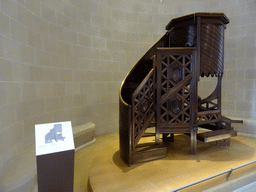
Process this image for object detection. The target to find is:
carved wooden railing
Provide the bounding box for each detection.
[119,34,168,166]
[132,56,157,150]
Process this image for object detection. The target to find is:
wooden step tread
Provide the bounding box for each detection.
[221,116,243,124]
[197,129,237,143]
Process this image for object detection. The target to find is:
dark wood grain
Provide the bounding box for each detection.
[119,12,242,166]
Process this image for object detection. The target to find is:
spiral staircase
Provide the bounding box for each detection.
[119,13,243,166]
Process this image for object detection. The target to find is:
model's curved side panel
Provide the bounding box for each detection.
[200,24,225,77]
[119,96,132,166]
[120,34,168,105]
[168,25,196,47]
[119,34,168,166]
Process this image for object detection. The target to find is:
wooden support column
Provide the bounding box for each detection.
[156,52,161,144]
[217,75,223,129]
[190,16,201,155]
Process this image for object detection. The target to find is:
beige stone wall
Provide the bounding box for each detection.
[0,0,255,170]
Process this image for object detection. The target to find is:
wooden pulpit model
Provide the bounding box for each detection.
[119,13,243,166]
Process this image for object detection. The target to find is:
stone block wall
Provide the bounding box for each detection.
[0,0,255,171]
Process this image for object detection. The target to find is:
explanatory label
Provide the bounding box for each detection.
[35,121,75,156]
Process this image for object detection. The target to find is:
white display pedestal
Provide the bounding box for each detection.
[35,121,75,192]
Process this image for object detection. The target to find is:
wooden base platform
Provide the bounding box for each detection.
[87,132,256,192]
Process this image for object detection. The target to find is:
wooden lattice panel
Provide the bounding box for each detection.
[132,67,156,148]
[197,110,220,125]
[199,100,218,111]
[156,48,196,132]
[160,54,192,124]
